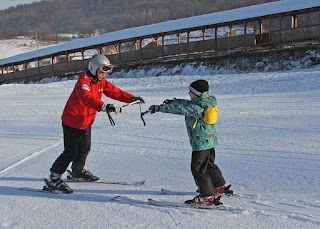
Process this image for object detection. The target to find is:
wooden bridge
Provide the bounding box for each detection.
[0,0,319,84]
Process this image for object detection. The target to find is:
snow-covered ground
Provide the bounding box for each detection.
[0,62,320,228]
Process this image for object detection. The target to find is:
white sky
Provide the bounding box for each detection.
[0,0,42,10]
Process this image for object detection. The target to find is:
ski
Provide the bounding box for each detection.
[161,188,197,195]
[111,195,225,210]
[65,179,146,186]
[160,188,242,198]
[20,187,122,203]
[19,178,74,194]
[111,195,241,212]
[110,195,147,205]
[147,198,236,211]
[20,187,69,194]
[66,170,145,186]
[111,195,122,200]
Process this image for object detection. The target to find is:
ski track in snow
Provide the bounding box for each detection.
[0,141,62,176]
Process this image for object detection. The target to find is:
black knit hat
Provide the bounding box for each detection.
[189,80,209,96]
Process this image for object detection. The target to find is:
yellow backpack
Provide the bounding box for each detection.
[193,106,218,128]
[203,106,219,125]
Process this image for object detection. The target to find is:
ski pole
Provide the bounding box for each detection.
[122,100,141,107]
[141,110,150,116]
[124,100,149,126]
[140,109,150,126]
[107,100,143,126]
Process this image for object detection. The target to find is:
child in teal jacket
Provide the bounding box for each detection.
[149,79,232,206]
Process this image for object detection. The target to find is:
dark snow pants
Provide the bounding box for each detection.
[50,123,91,175]
[191,148,225,197]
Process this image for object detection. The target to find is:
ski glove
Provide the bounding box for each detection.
[102,103,122,114]
[149,105,160,114]
[132,96,146,104]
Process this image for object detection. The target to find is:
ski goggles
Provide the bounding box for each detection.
[100,65,114,73]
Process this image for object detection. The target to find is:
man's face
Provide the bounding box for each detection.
[96,69,106,80]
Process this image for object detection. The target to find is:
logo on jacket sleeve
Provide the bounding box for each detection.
[82,84,90,91]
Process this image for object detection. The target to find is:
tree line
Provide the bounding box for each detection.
[0,0,276,41]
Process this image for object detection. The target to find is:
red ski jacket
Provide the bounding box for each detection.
[62,70,135,130]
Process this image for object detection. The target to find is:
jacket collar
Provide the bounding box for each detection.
[85,70,99,83]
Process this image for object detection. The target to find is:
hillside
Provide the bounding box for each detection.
[0,0,276,40]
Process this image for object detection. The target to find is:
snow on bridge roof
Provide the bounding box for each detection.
[0,0,319,66]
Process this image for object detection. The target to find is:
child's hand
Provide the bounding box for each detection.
[149,105,160,114]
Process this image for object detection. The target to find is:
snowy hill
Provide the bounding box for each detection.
[0,38,56,59]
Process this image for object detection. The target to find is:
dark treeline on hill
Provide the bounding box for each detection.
[0,0,276,41]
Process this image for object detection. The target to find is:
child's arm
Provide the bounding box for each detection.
[159,99,204,118]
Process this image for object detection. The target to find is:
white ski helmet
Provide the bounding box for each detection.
[88,54,114,76]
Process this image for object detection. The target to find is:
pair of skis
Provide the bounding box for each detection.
[20,176,146,194]
[20,179,146,193]
[20,184,238,211]
[112,195,233,211]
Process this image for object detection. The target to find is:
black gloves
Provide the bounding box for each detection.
[149,105,160,114]
[148,98,175,114]
[149,98,176,114]
[133,96,146,104]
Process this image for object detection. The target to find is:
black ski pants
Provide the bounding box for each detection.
[191,148,225,197]
[50,123,91,175]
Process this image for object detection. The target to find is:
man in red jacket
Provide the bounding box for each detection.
[45,54,146,193]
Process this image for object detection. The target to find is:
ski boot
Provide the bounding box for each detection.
[43,178,73,194]
[185,195,223,206]
[214,184,233,196]
[67,169,100,182]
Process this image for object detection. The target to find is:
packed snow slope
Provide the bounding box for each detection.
[0,66,320,228]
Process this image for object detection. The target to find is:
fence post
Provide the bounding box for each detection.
[244,20,247,53]
[279,14,283,47]
[162,36,165,59]
[215,26,218,56]
[187,31,190,58]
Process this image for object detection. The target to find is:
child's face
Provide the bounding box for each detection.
[188,91,197,100]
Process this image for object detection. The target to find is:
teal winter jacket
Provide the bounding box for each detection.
[159,92,218,151]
